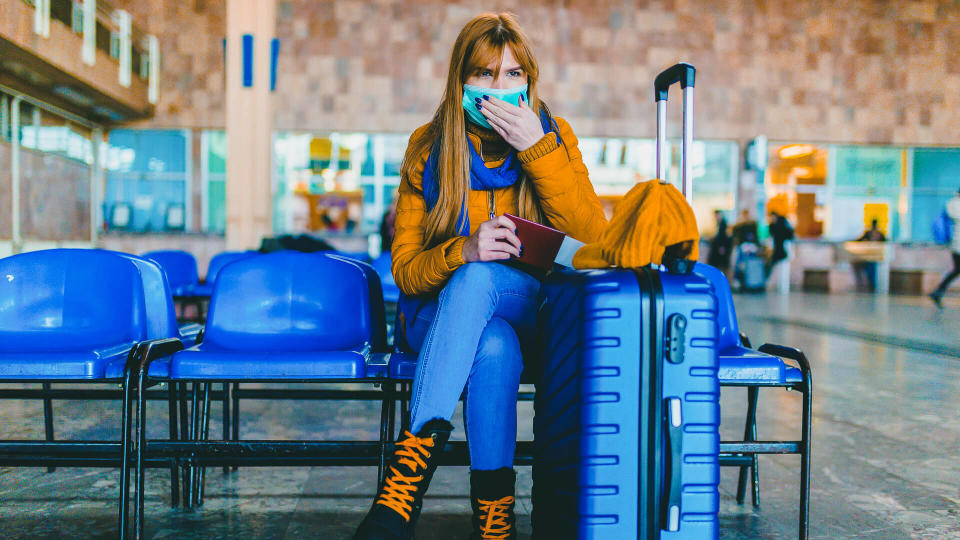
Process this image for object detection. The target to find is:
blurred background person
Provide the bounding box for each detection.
[707,209,732,273]
[766,211,794,272]
[852,219,886,292]
[731,209,758,249]
[380,199,398,255]
[930,187,960,308]
[766,211,794,293]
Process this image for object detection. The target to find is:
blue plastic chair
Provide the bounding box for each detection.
[371,252,400,304]
[128,252,394,536]
[334,250,372,264]
[207,252,390,489]
[0,250,146,379]
[141,250,200,297]
[0,249,177,539]
[191,251,259,298]
[695,263,812,540]
[142,250,205,323]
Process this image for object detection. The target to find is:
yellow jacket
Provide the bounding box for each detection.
[392,117,608,296]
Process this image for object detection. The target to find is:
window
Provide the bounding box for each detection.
[49,0,73,29]
[109,31,120,59]
[71,1,83,33]
[202,130,226,233]
[0,94,9,141]
[105,129,190,232]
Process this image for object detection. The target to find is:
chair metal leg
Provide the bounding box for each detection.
[386,383,397,440]
[747,386,761,507]
[119,367,135,539]
[231,382,240,472]
[756,343,813,540]
[134,369,149,539]
[178,381,191,510]
[167,382,180,508]
[377,382,394,487]
[186,383,200,509]
[221,382,230,474]
[799,378,812,540]
[42,382,55,473]
[196,382,211,507]
[400,382,410,434]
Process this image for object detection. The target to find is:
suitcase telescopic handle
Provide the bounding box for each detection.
[654,62,696,203]
[662,397,683,532]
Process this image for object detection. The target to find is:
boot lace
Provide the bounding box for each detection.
[477,495,514,539]
[375,430,435,521]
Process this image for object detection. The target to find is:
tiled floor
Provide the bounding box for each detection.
[1,293,958,539]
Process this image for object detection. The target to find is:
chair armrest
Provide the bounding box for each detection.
[757,343,811,381]
[739,333,753,348]
[135,337,186,381]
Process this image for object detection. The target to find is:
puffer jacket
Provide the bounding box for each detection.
[392,117,608,296]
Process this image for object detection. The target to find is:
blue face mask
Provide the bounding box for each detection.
[462,83,528,129]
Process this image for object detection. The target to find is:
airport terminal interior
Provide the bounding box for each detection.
[1,0,959,539]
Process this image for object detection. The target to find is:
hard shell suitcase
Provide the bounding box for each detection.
[532,64,720,539]
[735,245,767,293]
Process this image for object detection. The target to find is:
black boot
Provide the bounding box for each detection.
[470,468,517,540]
[353,418,453,540]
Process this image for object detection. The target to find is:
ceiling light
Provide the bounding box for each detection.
[778,144,816,159]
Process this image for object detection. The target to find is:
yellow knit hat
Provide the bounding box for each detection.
[573,180,700,269]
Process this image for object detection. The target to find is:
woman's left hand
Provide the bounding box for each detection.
[479,94,545,152]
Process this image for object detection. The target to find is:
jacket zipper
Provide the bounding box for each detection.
[478,136,496,219]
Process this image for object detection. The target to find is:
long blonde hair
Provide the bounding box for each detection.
[401,12,551,248]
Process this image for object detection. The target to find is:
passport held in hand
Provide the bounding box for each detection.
[502,213,567,274]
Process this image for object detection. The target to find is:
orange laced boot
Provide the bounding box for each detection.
[470,468,517,540]
[353,418,453,540]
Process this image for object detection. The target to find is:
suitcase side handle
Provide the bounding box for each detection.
[654,62,696,202]
[662,397,684,532]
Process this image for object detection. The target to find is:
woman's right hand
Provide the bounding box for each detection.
[462,215,522,262]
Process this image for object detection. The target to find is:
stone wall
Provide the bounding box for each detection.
[114,0,228,129]
[120,0,960,145]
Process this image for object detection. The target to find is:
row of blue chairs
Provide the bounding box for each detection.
[141,249,400,312]
[0,249,809,539]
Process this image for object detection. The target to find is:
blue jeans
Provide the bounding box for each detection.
[403,262,540,471]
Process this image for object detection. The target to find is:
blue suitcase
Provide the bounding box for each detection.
[531,64,720,539]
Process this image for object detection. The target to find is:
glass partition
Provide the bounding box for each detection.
[105,129,190,232]
[911,148,960,242]
[765,142,960,243]
[579,137,738,234]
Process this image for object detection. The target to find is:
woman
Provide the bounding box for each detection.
[354,13,607,540]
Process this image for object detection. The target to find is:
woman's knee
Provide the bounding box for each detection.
[447,262,496,292]
[475,318,523,375]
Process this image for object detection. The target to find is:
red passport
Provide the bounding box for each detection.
[502,213,566,273]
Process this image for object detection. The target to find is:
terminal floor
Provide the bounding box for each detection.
[0,293,958,539]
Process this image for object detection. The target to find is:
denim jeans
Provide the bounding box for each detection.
[403,262,540,471]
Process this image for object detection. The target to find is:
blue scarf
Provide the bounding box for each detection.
[421,109,560,235]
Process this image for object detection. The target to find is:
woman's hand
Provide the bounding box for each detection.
[479,94,545,152]
[462,215,522,262]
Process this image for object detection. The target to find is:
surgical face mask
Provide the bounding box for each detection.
[462,83,528,129]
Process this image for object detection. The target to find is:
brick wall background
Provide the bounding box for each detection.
[123,0,960,145]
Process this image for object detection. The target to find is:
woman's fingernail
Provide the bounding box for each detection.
[475,97,481,103]
[476,103,482,111]
[483,95,490,100]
